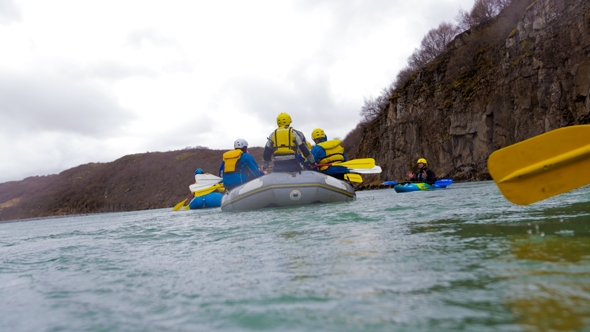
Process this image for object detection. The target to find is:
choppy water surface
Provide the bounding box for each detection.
[2,181,590,331]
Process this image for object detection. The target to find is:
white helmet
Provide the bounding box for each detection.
[234,138,248,149]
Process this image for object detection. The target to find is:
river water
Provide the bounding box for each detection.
[1,181,590,331]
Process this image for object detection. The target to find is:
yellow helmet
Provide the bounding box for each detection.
[417,158,428,164]
[276,113,292,127]
[311,128,326,140]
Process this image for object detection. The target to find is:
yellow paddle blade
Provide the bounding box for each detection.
[344,173,363,183]
[487,124,590,205]
[331,158,375,169]
[193,183,223,197]
[172,198,188,211]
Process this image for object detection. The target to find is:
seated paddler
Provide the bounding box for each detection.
[407,158,437,184]
[219,139,265,191]
[263,112,316,172]
[310,128,348,180]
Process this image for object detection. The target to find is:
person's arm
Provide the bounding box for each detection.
[294,130,315,163]
[311,146,325,167]
[242,154,264,177]
[262,138,274,169]
[218,162,225,177]
[427,169,437,183]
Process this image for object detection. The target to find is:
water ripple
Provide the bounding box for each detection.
[1,182,590,331]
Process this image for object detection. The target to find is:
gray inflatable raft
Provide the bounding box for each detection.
[221,170,356,212]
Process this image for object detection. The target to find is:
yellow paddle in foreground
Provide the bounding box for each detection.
[487,124,590,205]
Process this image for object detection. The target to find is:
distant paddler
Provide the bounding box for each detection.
[407,158,437,184]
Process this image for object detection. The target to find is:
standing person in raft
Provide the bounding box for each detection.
[310,128,348,180]
[219,139,265,191]
[262,112,316,172]
[407,158,437,183]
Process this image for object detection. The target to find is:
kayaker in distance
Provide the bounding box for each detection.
[263,112,316,172]
[219,139,265,191]
[310,128,348,180]
[407,158,437,183]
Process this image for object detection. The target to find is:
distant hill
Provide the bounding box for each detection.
[0,147,263,222]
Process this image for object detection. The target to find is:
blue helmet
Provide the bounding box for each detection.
[194,168,203,175]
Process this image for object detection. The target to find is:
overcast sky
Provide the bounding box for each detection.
[0,0,474,183]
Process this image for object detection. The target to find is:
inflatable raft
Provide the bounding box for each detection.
[221,170,356,212]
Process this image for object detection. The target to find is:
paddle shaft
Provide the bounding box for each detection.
[172,193,193,211]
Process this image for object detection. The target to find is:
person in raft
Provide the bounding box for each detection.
[219,139,265,191]
[407,158,437,183]
[262,112,316,172]
[310,128,348,180]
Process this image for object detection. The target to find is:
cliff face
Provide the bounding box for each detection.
[357,0,590,184]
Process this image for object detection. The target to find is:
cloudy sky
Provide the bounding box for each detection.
[0,0,474,183]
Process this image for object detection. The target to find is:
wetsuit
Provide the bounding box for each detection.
[219,150,264,190]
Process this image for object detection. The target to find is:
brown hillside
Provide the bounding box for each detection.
[0,147,264,221]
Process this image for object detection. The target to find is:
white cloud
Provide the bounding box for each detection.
[0,0,475,183]
[0,0,21,25]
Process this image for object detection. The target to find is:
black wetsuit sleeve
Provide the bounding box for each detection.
[263,146,273,162]
[298,142,311,158]
[427,169,437,183]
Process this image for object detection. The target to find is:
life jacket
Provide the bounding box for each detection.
[223,149,243,173]
[414,167,433,182]
[415,171,427,181]
[271,126,297,156]
[317,139,345,170]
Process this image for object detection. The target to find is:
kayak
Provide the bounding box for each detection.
[391,178,453,193]
[393,182,447,193]
[185,173,223,209]
[188,192,223,209]
[221,170,356,212]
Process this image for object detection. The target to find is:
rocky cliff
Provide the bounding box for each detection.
[357,0,590,185]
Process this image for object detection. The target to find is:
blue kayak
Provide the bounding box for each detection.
[383,178,453,193]
[393,182,448,193]
[188,192,223,209]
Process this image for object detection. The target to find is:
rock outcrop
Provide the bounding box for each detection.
[357,0,590,185]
